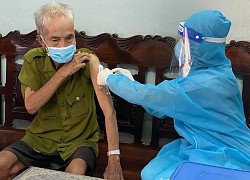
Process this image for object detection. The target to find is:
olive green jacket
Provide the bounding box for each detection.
[18,47,100,160]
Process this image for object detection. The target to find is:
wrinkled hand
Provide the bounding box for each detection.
[97,67,113,86]
[111,68,134,81]
[103,156,124,180]
[60,51,91,77]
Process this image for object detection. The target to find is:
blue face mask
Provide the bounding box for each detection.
[41,36,76,63]
[47,44,76,63]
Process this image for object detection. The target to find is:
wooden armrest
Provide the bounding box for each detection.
[0,126,25,150]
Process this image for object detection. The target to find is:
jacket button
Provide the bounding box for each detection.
[76,96,80,101]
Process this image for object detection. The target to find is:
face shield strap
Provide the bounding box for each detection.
[178,21,226,43]
[202,37,226,43]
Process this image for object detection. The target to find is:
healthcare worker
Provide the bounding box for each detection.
[97,10,250,180]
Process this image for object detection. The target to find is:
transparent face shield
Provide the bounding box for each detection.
[170,21,227,77]
[170,25,192,77]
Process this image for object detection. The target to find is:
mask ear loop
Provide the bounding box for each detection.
[39,35,50,55]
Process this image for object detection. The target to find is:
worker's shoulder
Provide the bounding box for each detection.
[24,47,46,63]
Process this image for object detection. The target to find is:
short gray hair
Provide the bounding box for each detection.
[34,1,74,35]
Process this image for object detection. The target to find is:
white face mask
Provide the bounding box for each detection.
[40,35,76,63]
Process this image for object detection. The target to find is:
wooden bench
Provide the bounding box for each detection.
[0,30,249,179]
[0,30,173,179]
[226,40,250,127]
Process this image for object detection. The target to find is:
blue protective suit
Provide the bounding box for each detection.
[106,10,250,179]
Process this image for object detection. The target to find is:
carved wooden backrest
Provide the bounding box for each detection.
[0,30,249,146]
[226,40,250,125]
[0,31,40,126]
[0,30,175,144]
[76,32,176,143]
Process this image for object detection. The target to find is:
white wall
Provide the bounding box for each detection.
[0,0,250,42]
[0,0,248,144]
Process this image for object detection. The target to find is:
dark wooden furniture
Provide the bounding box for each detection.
[226,40,250,126]
[0,30,178,144]
[0,30,172,179]
[0,30,249,179]
[76,31,176,143]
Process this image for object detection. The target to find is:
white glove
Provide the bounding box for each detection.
[111,68,134,81]
[97,67,112,86]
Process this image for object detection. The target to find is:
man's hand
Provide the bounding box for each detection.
[59,51,91,77]
[103,156,124,180]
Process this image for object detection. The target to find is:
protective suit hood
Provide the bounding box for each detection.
[184,10,231,71]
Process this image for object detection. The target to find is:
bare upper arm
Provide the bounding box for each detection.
[89,54,115,115]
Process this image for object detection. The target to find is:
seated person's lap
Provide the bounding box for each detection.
[3,140,96,175]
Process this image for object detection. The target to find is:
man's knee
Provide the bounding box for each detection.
[65,158,87,175]
[0,151,14,168]
[0,150,25,179]
[0,151,14,179]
